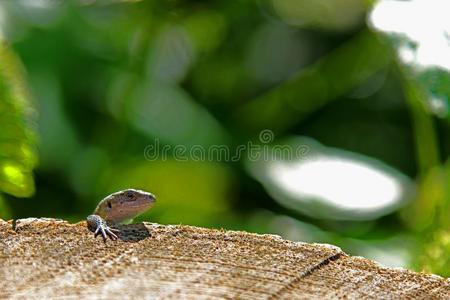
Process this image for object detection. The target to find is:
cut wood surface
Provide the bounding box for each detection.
[1,218,449,299]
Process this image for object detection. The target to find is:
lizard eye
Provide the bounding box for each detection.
[107,201,112,209]
[126,192,134,199]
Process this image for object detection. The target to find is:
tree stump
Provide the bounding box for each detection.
[1,218,449,299]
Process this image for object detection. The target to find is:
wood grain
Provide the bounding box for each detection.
[0,218,449,299]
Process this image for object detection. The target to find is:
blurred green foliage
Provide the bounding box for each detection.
[0,42,37,198]
[1,0,450,276]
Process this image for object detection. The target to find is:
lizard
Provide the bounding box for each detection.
[86,189,156,241]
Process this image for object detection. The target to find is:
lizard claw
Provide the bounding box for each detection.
[87,215,119,241]
[94,225,118,241]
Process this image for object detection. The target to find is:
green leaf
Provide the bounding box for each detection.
[418,229,450,277]
[233,29,392,136]
[416,68,450,119]
[0,40,38,197]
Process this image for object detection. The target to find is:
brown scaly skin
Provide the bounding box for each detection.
[87,189,156,241]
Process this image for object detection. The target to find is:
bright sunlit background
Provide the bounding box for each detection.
[1,0,450,276]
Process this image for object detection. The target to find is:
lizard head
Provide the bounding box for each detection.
[95,188,156,223]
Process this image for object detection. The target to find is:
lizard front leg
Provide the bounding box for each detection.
[86,215,120,241]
